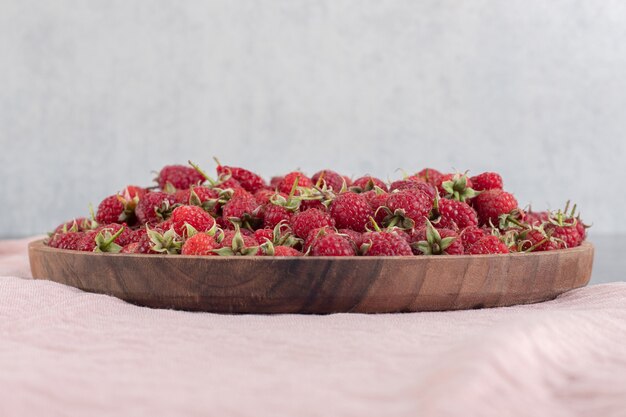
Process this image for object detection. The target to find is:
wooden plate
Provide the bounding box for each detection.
[28,239,594,314]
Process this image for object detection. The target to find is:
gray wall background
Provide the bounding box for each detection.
[1,0,625,237]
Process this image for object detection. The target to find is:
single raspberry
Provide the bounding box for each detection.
[467,235,509,254]
[221,196,261,229]
[329,192,373,232]
[472,189,518,226]
[175,185,219,206]
[270,176,284,188]
[254,189,287,205]
[547,223,582,248]
[273,246,303,256]
[278,172,313,194]
[389,179,422,192]
[312,170,345,191]
[516,228,563,252]
[261,190,300,229]
[415,168,443,185]
[411,222,464,255]
[181,233,220,256]
[389,180,437,201]
[134,232,159,254]
[524,211,549,226]
[360,231,413,256]
[310,233,356,256]
[381,190,432,229]
[436,198,478,230]
[263,204,294,229]
[304,226,336,250]
[290,208,335,239]
[125,185,147,199]
[171,205,216,237]
[215,225,260,256]
[120,242,140,253]
[254,228,274,243]
[135,192,176,225]
[219,229,259,249]
[215,159,266,193]
[299,199,327,212]
[47,231,85,250]
[459,226,486,251]
[337,229,363,248]
[438,173,478,202]
[133,227,182,254]
[95,194,135,224]
[156,165,204,190]
[470,172,503,191]
[259,240,303,256]
[351,176,388,192]
[362,190,389,224]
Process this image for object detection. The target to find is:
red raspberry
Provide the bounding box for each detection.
[459,226,486,251]
[437,199,478,230]
[270,176,284,188]
[362,190,389,224]
[290,208,335,239]
[389,179,422,192]
[53,218,96,234]
[517,228,563,252]
[352,176,388,192]
[171,205,216,236]
[125,185,147,199]
[221,196,261,227]
[415,168,443,185]
[156,165,204,190]
[337,229,363,248]
[47,232,85,250]
[470,172,503,191]
[135,192,176,225]
[219,230,259,249]
[467,235,509,254]
[175,186,219,205]
[254,228,274,243]
[76,223,132,252]
[312,170,345,191]
[263,204,294,229]
[382,190,432,229]
[524,211,549,226]
[278,172,313,194]
[310,233,356,256]
[181,233,220,255]
[120,242,140,253]
[360,231,413,256]
[329,192,373,232]
[437,173,476,201]
[304,227,336,250]
[411,226,464,255]
[547,223,582,248]
[95,195,124,224]
[134,231,159,254]
[216,163,266,193]
[299,199,326,211]
[272,246,303,256]
[472,189,518,226]
[254,190,287,205]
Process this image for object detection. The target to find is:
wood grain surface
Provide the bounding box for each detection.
[28,240,594,314]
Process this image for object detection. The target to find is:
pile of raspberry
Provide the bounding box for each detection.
[46,161,588,256]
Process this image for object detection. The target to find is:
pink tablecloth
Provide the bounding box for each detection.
[1,238,625,417]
